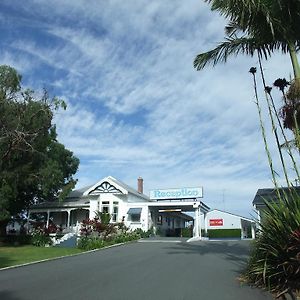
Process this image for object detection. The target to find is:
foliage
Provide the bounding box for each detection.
[77,217,148,250]
[134,227,154,238]
[31,228,52,247]
[95,211,111,225]
[194,1,300,137]
[243,190,300,297]
[77,231,140,251]
[77,236,106,251]
[79,218,116,239]
[192,2,300,298]
[207,229,241,238]
[0,65,79,235]
[194,0,300,78]
[0,234,32,246]
[181,227,193,237]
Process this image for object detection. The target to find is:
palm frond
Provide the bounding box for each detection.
[224,21,243,37]
[205,0,300,43]
[194,36,271,71]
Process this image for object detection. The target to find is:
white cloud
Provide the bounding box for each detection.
[1,0,299,218]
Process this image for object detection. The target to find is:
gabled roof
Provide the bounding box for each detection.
[82,176,151,201]
[30,176,151,210]
[253,187,300,206]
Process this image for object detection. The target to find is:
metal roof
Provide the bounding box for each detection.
[253,187,300,206]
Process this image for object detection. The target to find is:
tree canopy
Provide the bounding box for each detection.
[0,65,79,233]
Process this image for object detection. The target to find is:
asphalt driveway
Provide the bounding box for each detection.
[0,239,273,300]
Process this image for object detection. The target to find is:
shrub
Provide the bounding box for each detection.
[77,232,140,251]
[79,218,117,239]
[31,228,52,247]
[243,190,300,298]
[77,237,106,251]
[1,234,32,246]
[207,229,241,238]
[134,227,153,238]
[181,227,193,237]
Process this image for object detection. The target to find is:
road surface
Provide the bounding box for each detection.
[0,239,273,300]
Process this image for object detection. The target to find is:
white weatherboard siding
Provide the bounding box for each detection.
[205,210,242,229]
[201,209,255,239]
[28,176,209,238]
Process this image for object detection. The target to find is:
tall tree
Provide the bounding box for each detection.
[0,65,79,235]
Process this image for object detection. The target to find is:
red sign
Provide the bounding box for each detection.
[209,219,223,226]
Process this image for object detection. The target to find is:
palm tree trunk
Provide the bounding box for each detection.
[288,42,300,80]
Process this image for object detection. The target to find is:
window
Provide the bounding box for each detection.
[130,214,141,222]
[127,208,142,222]
[101,201,110,214]
[112,201,118,222]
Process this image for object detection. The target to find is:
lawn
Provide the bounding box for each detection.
[0,246,84,269]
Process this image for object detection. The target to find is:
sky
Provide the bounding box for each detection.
[0,0,298,218]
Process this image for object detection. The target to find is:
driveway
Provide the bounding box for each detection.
[0,239,273,300]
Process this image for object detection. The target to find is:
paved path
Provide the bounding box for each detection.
[0,240,273,300]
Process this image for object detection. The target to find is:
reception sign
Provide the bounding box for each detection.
[209,219,223,226]
[150,187,203,200]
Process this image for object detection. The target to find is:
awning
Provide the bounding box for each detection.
[127,208,142,215]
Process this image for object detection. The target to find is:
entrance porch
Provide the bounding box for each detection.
[147,200,210,239]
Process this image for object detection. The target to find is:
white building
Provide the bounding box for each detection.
[29,176,210,238]
[201,209,256,239]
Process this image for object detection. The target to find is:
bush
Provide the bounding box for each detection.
[77,219,142,251]
[243,190,300,298]
[77,231,140,251]
[134,227,153,238]
[181,227,193,237]
[0,234,32,246]
[31,228,52,247]
[207,229,241,238]
[77,237,106,251]
[79,218,117,239]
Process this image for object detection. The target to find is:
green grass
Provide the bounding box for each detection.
[0,245,84,269]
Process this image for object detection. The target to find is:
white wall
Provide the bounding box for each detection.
[88,193,151,231]
[201,210,242,230]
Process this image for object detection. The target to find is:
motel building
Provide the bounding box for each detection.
[201,209,256,239]
[28,176,209,240]
[27,176,255,241]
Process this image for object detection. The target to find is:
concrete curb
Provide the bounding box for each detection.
[0,240,137,271]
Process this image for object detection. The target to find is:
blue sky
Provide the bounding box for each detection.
[0,0,298,218]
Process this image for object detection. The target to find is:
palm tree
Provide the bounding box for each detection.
[195,0,300,148]
[194,0,300,79]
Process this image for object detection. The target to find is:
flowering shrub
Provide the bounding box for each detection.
[31,227,52,247]
[77,218,146,250]
[45,222,59,234]
[80,218,109,237]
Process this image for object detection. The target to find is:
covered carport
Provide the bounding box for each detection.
[149,186,210,240]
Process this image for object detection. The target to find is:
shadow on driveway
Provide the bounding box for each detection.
[165,240,252,273]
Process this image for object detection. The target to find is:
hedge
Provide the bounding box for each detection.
[207,229,241,238]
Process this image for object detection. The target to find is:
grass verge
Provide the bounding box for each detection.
[0,245,84,269]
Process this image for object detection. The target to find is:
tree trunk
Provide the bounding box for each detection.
[288,42,300,80]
